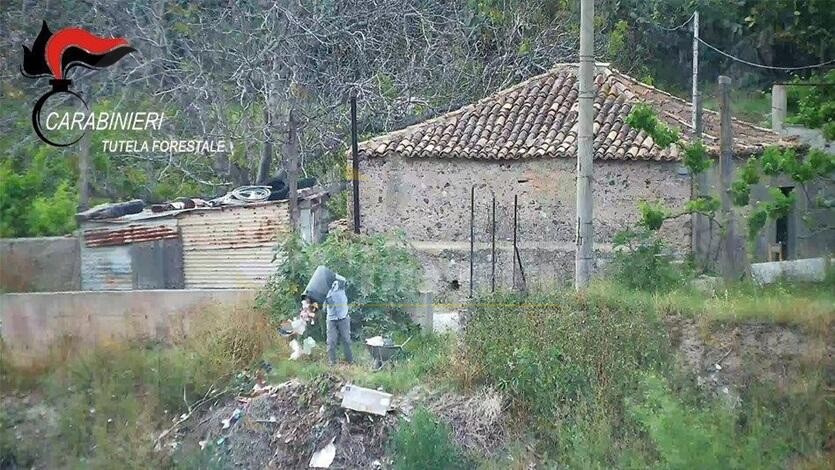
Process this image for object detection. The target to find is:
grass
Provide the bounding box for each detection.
[460,283,833,468]
[263,332,456,394]
[588,279,834,333]
[389,407,468,470]
[702,86,772,127]
[1,303,275,469]
[2,273,831,468]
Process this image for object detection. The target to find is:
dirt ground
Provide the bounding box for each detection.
[3,319,830,469]
[666,316,833,404]
[164,375,508,469]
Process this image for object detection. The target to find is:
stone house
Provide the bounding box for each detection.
[351,63,820,297]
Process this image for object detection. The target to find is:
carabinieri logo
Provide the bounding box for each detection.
[21,21,135,147]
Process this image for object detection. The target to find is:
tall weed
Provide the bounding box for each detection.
[390,408,468,470]
[40,304,274,468]
[461,290,670,429]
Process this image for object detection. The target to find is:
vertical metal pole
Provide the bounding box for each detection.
[512,194,518,289]
[469,185,475,298]
[575,0,594,290]
[350,96,361,234]
[491,194,496,293]
[718,76,739,281]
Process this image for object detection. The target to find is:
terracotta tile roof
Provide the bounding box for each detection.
[358,63,797,162]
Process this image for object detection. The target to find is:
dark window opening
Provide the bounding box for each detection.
[774,186,793,260]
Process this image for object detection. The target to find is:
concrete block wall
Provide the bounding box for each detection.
[0,289,255,366]
[0,237,81,293]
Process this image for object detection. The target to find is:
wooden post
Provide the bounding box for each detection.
[575,0,594,290]
[718,76,740,280]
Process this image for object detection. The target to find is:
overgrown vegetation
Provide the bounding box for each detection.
[0,305,273,468]
[610,229,690,292]
[787,69,835,140]
[389,408,467,470]
[261,232,423,339]
[458,284,832,467]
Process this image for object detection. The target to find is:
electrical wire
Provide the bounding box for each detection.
[651,12,695,32]
[697,37,835,71]
[645,12,834,71]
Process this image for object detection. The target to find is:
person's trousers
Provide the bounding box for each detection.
[327,317,353,364]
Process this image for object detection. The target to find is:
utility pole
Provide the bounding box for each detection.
[691,11,701,136]
[718,76,740,281]
[575,0,594,290]
[690,10,707,266]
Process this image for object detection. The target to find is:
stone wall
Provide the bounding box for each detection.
[0,237,80,293]
[0,289,255,366]
[355,155,691,297]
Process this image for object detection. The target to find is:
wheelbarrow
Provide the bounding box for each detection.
[365,336,411,371]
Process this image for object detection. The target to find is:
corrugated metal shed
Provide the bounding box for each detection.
[80,218,180,290]
[80,245,133,290]
[178,203,291,288]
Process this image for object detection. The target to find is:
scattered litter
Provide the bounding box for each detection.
[221,408,242,430]
[309,438,336,468]
[303,337,317,354]
[714,363,722,371]
[365,336,385,347]
[199,439,208,450]
[341,385,392,416]
[289,337,317,360]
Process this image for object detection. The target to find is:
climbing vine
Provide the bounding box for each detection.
[623,103,719,232]
[620,103,833,271]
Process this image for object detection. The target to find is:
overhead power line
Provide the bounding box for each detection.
[652,12,695,32]
[645,12,834,71]
[697,37,835,71]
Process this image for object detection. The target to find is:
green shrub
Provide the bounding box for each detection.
[610,230,689,292]
[628,373,802,469]
[461,290,670,429]
[260,232,423,339]
[326,190,348,220]
[390,408,467,470]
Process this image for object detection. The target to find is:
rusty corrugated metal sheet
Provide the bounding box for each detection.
[179,203,290,288]
[83,225,178,247]
[80,245,133,290]
[80,218,180,290]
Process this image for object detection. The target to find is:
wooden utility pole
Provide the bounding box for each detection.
[575,0,594,290]
[718,76,740,280]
